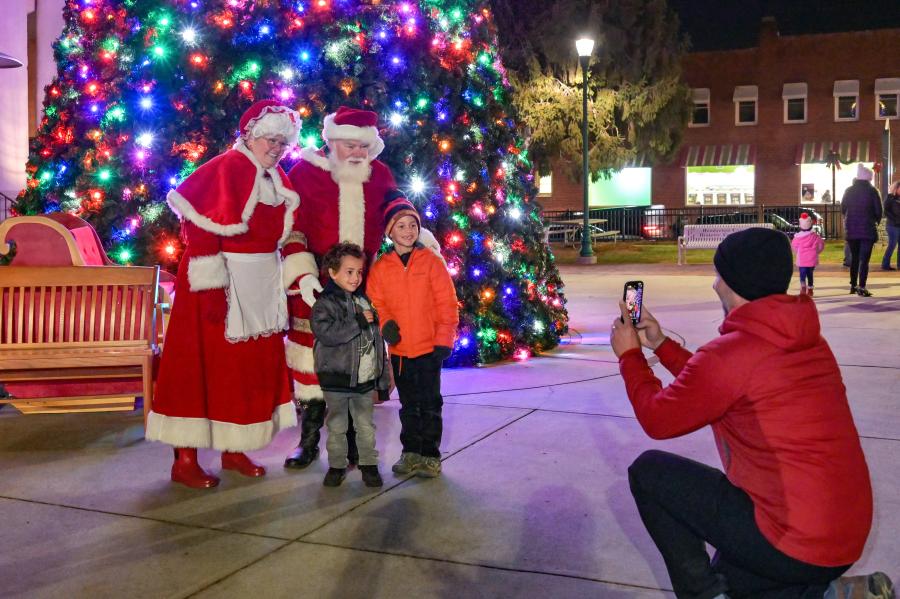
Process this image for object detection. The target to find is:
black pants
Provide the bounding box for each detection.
[628,450,850,599]
[391,352,443,458]
[847,239,874,288]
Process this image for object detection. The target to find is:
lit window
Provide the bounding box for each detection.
[875,78,900,120]
[833,80,859,122]
[538,175,552,196]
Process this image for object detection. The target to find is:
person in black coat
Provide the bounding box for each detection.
[880,181,900,271]
[841,165,883,296]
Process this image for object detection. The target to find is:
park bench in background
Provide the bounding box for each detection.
[678,223,774,265]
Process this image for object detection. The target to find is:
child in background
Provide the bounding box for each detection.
[791,212,826,297]
[310,242,391,488]
[367,193,459,478]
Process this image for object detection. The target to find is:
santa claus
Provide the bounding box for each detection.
[146,100,301,488]
[281,106,440,469]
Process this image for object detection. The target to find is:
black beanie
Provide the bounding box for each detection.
[713,228,793,301]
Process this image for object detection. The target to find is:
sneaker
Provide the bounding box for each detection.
[323,467,346,487]
[359,465,383,487]
[857,288,873,297]
[392,452,422,475]
[417,456,442,478]
[807,287,814,298]
[850,286,858,294]
[881,266,897,271]
[824,571,894,599]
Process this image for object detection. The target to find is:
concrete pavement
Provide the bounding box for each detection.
[1,264,897,598]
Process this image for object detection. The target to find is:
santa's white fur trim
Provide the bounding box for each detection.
[145,402,297,452]
[283,251,318,291]
[417,228,446,266]
[285,339,315,373]
[187,253,229,291]
[300,147,332,171]
[339,180,366,247]
[294,380,324,401]
[322,113,385,159]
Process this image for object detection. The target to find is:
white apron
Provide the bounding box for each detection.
[223,251,288,342]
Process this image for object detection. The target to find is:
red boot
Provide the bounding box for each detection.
[222,452,266,477]
[171,448,220,489]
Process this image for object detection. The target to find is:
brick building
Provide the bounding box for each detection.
[541,18,900,212]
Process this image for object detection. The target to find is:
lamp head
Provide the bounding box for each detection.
[575,38,595,58]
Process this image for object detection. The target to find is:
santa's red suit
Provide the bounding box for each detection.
[147,100,302,487]
[281,147,398,400]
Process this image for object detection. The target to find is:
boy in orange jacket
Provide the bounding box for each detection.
[367,193,459,478]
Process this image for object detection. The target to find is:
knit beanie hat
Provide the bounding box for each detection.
[798,212,814,231]
[856,163,874,182]
[383,189,420,236]
[713,228,792,301]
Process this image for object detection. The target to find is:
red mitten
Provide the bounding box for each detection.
[198,289,228,324]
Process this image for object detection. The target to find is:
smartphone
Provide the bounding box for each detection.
[623,281,644,325]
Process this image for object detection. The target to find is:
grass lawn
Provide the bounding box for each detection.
[550,239,851,265]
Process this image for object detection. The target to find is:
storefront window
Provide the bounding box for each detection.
[799,162,873,204]
[686,165,755,206]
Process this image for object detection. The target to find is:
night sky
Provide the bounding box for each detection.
[669,0,900,51]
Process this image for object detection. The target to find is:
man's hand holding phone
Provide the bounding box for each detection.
[610,301,642,358]
[634,308,667,351]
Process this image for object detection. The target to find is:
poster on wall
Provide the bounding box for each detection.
[801,183,815,202]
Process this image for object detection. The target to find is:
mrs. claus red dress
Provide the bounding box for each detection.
[146,143,299,451]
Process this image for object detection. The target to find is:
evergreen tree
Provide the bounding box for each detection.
[490,0,692,180]
[16,0,568,366]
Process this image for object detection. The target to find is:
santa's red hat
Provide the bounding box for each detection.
[322,106,385,158]
[239,100,301,144]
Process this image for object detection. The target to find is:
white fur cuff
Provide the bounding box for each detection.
[188,253,229,291]
[283,252,318,291]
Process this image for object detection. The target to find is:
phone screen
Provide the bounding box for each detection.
[623,281,644,325]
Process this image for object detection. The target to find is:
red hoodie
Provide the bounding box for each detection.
[619,294,872,567]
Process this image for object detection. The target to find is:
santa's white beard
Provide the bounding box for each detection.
[329,154,372,184]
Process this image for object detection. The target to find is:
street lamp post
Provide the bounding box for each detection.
[575,37,596,264]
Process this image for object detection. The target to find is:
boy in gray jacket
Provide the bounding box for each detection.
[311,242,391,487]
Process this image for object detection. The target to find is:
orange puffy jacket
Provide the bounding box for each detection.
[367,246,459,359]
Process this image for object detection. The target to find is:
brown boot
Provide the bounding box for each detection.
[171,448,219,489]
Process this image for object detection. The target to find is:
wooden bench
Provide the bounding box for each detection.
[0,266,161,422]
[677,223,775,265]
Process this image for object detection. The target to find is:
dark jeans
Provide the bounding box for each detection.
[798,267,815,287]
[882,224,900,268]
[391,352,443,458]
[847,239,874,288]
[628,450,850,599]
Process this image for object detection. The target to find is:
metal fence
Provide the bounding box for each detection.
[543,204,849,241]
[0,192,13,222]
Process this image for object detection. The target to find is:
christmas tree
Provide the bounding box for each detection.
[17,0,568,366]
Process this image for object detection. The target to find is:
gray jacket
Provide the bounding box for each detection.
[310,280,391,393]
